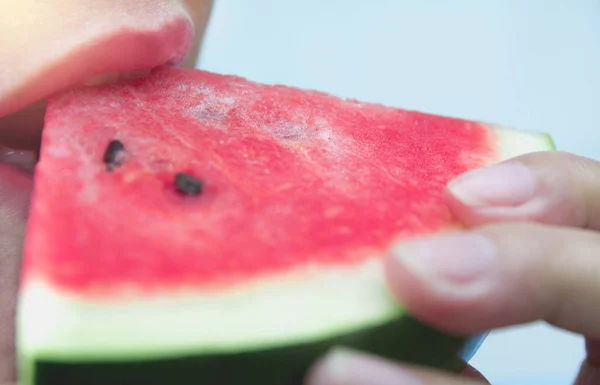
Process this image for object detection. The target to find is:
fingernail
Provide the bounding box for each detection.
[392,233,496,287]
[448,162,535,207]
[307,348,422,385]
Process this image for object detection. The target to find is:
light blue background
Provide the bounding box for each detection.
[198,1,599,384]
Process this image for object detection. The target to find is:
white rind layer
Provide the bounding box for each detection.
[491,125,555,159]
[17,125,555,363]
[19,259,399,360]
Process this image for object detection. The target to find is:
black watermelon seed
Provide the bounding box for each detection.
[175,173,203,196]
[103,140,125,171]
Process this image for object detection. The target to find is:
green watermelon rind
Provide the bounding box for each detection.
[29,315,469,385]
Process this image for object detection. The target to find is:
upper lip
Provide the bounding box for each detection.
[0,5,195,118]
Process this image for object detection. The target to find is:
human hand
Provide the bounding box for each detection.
[306,151,600,385]
[0,1,212,382]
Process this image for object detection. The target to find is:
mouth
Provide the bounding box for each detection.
[0,0,199,156]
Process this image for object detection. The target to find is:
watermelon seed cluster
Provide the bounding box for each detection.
[102,139,125,171]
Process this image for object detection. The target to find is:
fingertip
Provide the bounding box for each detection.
[443,161,541,227]
[447,162,536,208]
[444,151,600,229]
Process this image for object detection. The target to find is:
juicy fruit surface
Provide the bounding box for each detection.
[25,67,496,297]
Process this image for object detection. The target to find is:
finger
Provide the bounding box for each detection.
[305,348,485,385]
[0,164,33,382]
[446,151,600,230]
[386,222,600,338]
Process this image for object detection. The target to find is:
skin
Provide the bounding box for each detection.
[0,2,598,384]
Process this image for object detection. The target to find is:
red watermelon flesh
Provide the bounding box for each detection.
[23,67,546,296]
[17,66,554,385]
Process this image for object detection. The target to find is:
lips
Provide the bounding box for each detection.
[0,0,197,119]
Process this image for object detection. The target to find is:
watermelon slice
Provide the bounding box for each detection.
[17,67,555,385]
